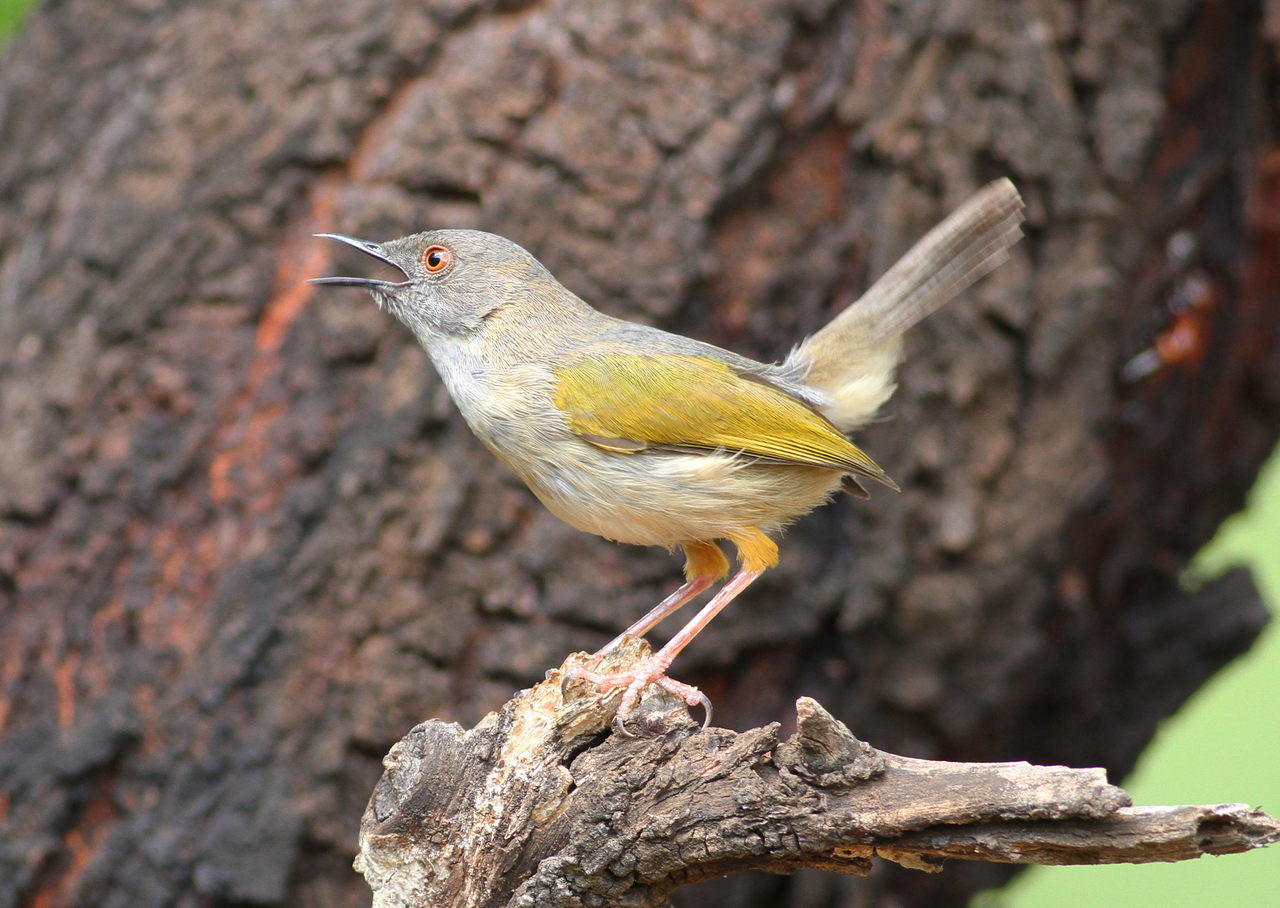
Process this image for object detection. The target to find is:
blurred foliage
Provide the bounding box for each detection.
[987,445,1280,906]
[0,0,30,37]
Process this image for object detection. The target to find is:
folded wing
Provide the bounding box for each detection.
[552,352,898,490]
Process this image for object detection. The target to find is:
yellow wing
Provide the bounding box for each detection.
[551,352,897,489]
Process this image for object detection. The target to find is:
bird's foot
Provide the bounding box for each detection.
[564,658,712,736]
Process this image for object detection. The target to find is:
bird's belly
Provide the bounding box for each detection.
[508,445,845,548]
[439,361,847,547]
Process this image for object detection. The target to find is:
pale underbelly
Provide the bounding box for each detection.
[507,447,846,547]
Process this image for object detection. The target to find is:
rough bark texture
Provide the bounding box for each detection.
[354,645,1280,907]
[0,1,1277,906]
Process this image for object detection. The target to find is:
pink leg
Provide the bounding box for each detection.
[596,575,714,655]
[596,540,729,654]
[568,529,778,734]
[573,566,764,733]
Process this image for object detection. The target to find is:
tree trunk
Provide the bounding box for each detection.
[0,1,1275,906]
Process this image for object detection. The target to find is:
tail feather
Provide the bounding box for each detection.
[788,179,1025,430]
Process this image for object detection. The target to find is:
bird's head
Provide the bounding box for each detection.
[311,228,575,339]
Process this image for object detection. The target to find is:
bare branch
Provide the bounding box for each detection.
[884,804,1280,868]
[356,641,1280,908]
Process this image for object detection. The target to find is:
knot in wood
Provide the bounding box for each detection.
[774,697,884,789]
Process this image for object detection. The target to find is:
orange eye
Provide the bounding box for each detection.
[422,244,453,273]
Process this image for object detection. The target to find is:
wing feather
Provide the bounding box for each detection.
[552,352,897,489]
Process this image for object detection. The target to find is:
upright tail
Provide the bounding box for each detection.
[786,179,1025,431]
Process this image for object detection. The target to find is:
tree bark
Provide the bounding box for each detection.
[355,645,1279,907]
[0,1,1276,906]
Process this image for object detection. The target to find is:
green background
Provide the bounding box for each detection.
[1,2,1273,904]
[0,0,23,36]
[992,448,1280,907]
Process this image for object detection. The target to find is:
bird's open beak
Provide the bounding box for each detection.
[308,233,409,288]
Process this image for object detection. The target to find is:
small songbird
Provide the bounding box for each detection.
[311,179,1024,731]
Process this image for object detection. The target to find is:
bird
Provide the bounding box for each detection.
[310,178,1025,732]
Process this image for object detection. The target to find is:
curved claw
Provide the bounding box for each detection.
[560,669,581,701]
[692,688,713,729]
[653,676,713,730]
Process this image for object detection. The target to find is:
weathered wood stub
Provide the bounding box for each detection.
[355,643,1279,906]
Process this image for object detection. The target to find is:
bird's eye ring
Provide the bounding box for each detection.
[423,245,453,274]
